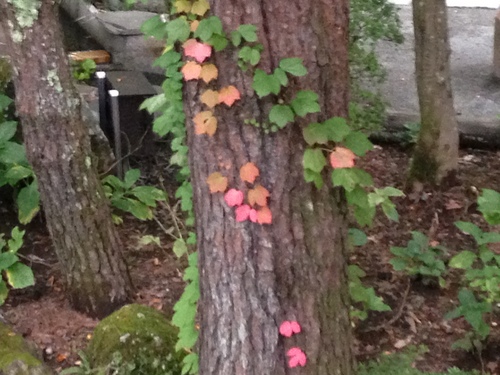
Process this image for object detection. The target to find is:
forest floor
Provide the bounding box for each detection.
[1,142,500,374]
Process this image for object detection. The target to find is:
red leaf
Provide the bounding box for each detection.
[329,147,356,169]
[240,162,260,184]
[224,189,244,207]
[279,321,301,337]
[287,347,307,368]
[183,39,212,63]
[249,208,258,223]
[248,184,270,207]
[257,207,272,224]
[235,204,251,222]
[218,85,241,106]
[206,172,228,193]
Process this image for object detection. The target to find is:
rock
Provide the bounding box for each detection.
[86,304,184,374]
[0,321,54,375]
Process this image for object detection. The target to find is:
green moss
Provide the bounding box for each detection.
[0,58,11,89]
[86,304,184,375]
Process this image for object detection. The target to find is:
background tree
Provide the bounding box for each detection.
[184,0,355,373]
[0,0,133,318]
[407,0,459,187]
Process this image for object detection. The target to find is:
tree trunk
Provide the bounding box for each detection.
[0,1,133,319]
[185,0,355,373]
[408,0,459,187]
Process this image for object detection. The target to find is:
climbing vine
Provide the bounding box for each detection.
[140,0,403,372]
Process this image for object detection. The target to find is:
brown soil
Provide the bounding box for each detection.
[2,144,500,374]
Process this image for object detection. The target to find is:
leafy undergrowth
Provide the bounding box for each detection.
[1,143,500,373]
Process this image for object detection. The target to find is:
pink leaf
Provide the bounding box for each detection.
[329,147,356,169]
[290,321,301,334]
[249,208,258,223]
[224,189,244,207]
[287,347,307,368]
[279,321,293,337]
[235,204,251,222]
[183,39,212,63]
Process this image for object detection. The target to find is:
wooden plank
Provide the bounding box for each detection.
[68,50,111,64]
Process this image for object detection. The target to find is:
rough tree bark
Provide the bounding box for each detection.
[184,0,355,373]
[408,0,459,187]
[0,0,133,319]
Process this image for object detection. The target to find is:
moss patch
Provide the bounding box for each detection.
[86,304,184,375]
[0,58,11,89]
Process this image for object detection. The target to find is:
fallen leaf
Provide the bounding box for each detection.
[218,85,241,106]
[200,63,218,83]
[224,189,244,207]
[248,184,270,207]
[193,111,217,136]
[200,89,219,108]
[286,347,307,368]
[445,199,463,210]
[183,39,212,63]
[240,162,260,183]
[56,353,68,363]
[257,206,272,224]
[181,61,202,81]
[206,172,228,193]
[330,147,356,169]
[393,336,413,349]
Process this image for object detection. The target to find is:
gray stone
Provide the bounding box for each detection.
[494,9,500,78]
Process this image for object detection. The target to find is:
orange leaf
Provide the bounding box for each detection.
[257,207,272,224]
[193,111,217,136]
[206,172,228,193]
[181,61,202,81]
[200,89,219,108]
[183,39,212,63]
[218,85,241,106]
[329,147,356,169]
[56,353,68,363]
[190,20,200,32]
[248,184,270,207]
[240,162,259,183]
[200,63,218,83]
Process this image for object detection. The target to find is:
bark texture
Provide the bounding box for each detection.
[408,0,459,186]
[185,0,355,373]
[0,0,133,319]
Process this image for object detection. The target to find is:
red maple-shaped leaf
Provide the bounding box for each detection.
[287,347,307,368]
[329,147,356,169]
[224,189,244,207]
[279,321,301,337]
[235,204,251,222]
[248,184,270,207]
[206,172,228,193]
[183,39,212,63]
[240,162,260,184]
[181,61,202,81]
[218,85,241,106]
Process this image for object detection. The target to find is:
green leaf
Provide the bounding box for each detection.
[173,238,188,258]
[131,186,166,206]
[454,221,483,242]
[381,201,399,222]
[302,148,326,173]
[331,168,358,192]
[0,252,19,271]
[166,17,191,43]
[478,189,500,225]
[0,142,27,164]
[480,232,500,244]
[0,121,17,143]
[237,24,258,42]
[140,15,167,40]
[230,30,241,46]
[207,34,228,51]
[252,69,281,97]
[348,228,367,246]
[17,181,40,224]
[322,117,351,142]
[269,105,294,128]
[303,169,323,189]
[0,280,7,305]
[344,131,373,156]
[290,90,320,117]
[194,16,223,42]
[4,165,33,185]
[7,227,24,253]
[153,50,182,69]
[449,251,477,269]
[123,169,141,189]
[6,262,34,289]
[0,94,13,113]
[279,57,307,77]
[302,118,350,146]
[273,68,288,87]
[390,257,407,272]
[140,93,167,113]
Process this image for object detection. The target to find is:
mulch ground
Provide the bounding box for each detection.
[2,143,500,373]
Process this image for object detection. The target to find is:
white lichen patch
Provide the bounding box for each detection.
[85,156,92,169]
[47,69,63,93]
[7,0,41,29]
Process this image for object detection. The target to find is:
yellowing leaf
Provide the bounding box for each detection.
[200,63,218,83]
[248,184,270,207]
[191,0,210,16]
[174,0,192,13]
[240,162,259,184]
[206,172,228,193]
[200,89,219,108]
[218,85,241,106]
[190,20,200,32]
[330,147,356,169]
[193,111,217,136]
[181,61,202,81]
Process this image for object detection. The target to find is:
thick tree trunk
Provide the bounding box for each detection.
[408,0,459,187]
[185,0,355,373]
[0,1,133,319]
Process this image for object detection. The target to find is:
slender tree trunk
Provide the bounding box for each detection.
[408,0,459,187]
[0,1,133,319]
[185,0,355,373]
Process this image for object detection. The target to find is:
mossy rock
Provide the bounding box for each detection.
[0,321,54,375]
[86,304,184,375]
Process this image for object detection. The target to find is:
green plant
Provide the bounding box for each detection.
[0,226,34,305]
[390,231,447,287]
[71,59,97,82]
[101,169,167,224]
